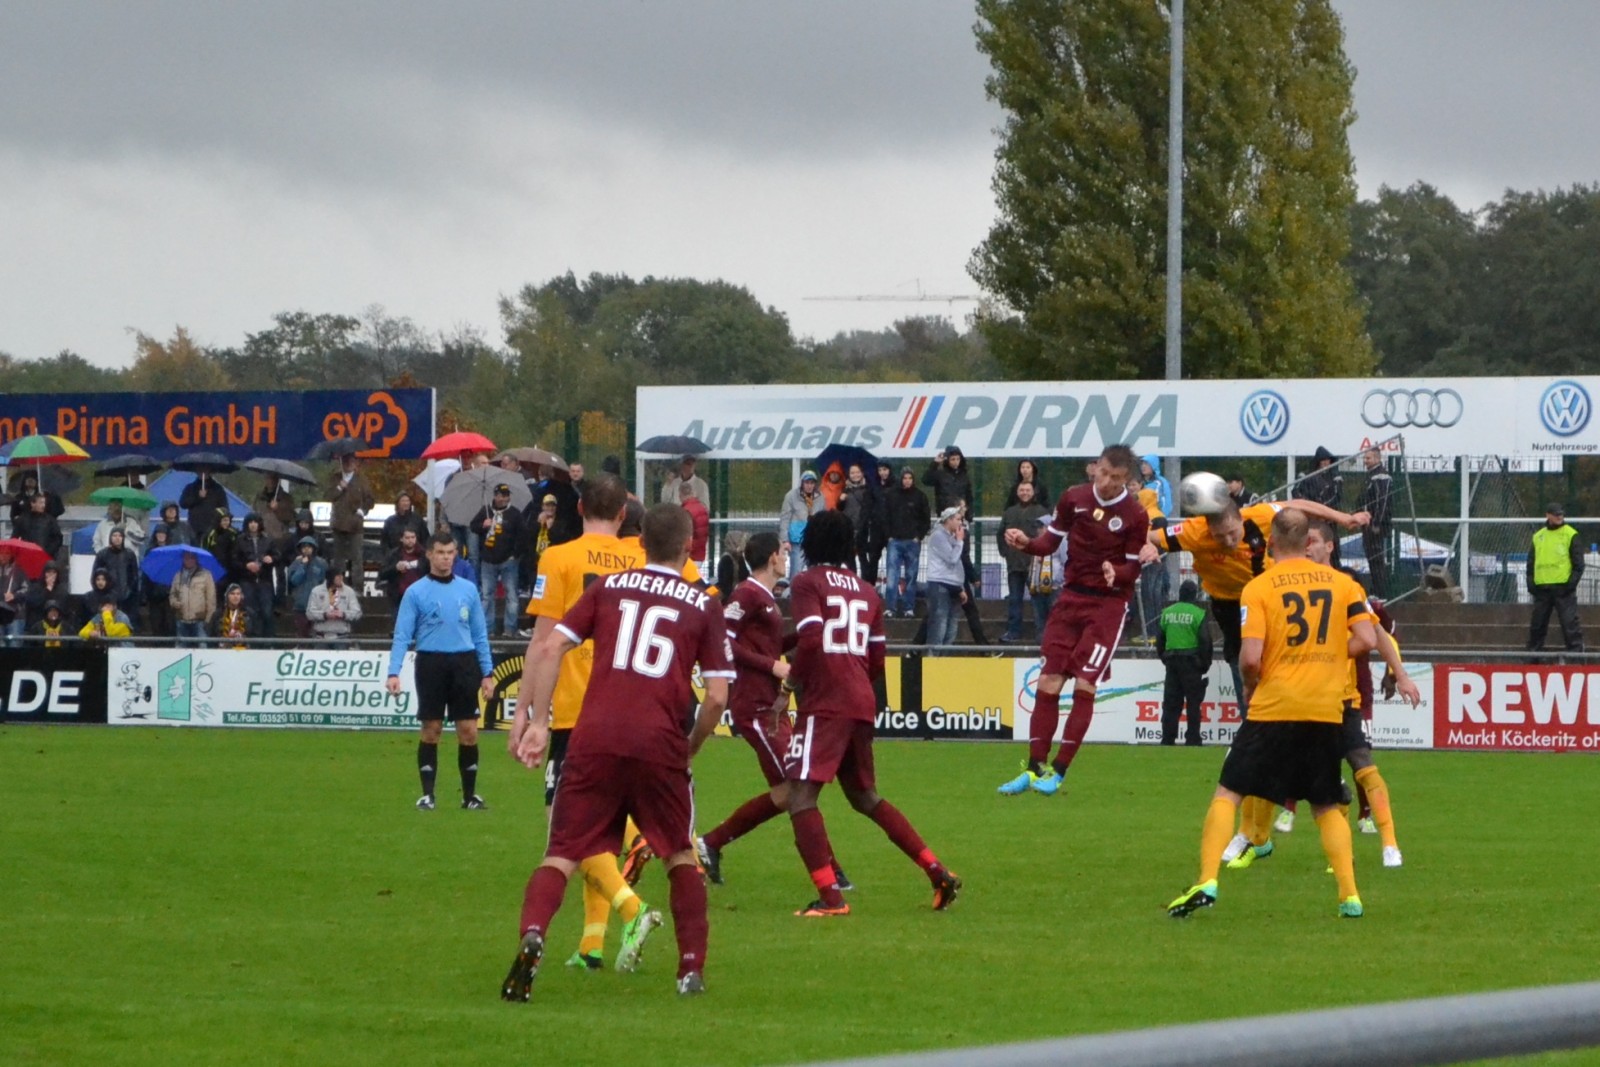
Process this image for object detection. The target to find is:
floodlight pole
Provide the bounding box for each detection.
[1164,0,1184,498]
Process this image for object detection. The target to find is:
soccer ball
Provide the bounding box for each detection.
[1179,471,1231,516]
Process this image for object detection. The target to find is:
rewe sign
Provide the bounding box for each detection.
[1435,665,1600,751]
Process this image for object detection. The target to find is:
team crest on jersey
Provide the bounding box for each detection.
[1093,508,1104,521]
[531,575,547,600]
[1108,516,1123,531]
[1167,523,1184,538]
[725,601,745,621]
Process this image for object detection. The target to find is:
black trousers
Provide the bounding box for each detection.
[1161,657,1208,745]
[1362,527,1389,597]
[1528,586,1584,652]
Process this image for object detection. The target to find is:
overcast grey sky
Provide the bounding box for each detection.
[1,1,1596,369]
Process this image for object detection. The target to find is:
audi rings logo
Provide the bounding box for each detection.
[1539,380,1591,437]
[1239,390,1289,445]
[1360,388,1463,429]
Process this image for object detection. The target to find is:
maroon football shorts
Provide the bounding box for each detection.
[545,751,694,863]
[784,713,876,792]
[1040,592,1128,685]
[731,710,792,788]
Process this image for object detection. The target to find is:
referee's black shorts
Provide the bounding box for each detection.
[414,651,482,722]
[1219,719,1345,807]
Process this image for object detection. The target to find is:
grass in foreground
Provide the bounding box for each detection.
[4,726,1600,1067]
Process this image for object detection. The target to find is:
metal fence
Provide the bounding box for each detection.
[805,981,1600,1067]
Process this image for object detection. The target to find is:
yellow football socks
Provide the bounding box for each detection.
[1354,765,1398,848]
[576,853,642,956]
[1315,808,1359,902]
[1199,796,1239,885]
[1241,797,1274,846]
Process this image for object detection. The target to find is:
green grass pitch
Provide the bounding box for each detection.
[5,726,1600,1066]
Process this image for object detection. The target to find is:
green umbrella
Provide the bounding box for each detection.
[89,486,159,511]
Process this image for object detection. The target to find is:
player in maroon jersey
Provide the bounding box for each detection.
[694,532,794,880]
[998,443,1149,796]
[502,505,735,1001]
[784,510,961,917]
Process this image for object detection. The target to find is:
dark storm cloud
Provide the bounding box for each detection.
[0,0,999,181]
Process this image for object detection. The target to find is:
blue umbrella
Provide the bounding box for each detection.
[142,544,227,585]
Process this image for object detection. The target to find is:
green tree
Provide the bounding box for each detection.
[215,311,363,390]
[970,0,1372,380]
[0,350,125,393]
[1346,183,1477,375]
[1448,185,1600,376]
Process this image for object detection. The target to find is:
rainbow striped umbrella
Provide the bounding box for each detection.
[0,434,92,467]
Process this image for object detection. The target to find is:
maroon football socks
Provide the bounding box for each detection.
[667,863,709,980]
[1028,688,1061,768]
[519,864,569,937]
[1053,688,1096,773]
[790,807,846,907]
[867,800,938,875]
[705,794,782,851]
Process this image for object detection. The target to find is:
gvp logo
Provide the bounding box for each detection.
[1540,381,1591,438]
[1239,390,1289,445]
[319,391,410,457]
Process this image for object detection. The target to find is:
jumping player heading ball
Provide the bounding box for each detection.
[998,444,1150,796]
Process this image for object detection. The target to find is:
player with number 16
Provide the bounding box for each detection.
[502,504,735,1000]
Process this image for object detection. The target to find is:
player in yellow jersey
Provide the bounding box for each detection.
[1228,521,1419,869]
[508,475,659,972]
[1141,496,1368,853]
[1168,508,1377,919]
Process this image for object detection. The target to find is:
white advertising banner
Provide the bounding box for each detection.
[1009,657,1246,747]
[636,376,1598,459]
[106,648,418,729]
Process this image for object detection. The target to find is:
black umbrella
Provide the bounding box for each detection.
[172,452,240,473]
[637,435,712,456]
[244,457,318,485]
[41,466,82,496]
[308,437,370,460]
[95,454,164,478]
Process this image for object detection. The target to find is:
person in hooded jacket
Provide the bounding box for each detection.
[923,447,974,515]
[1294,446,1345,567]
[92,528,142,626]
[233,513,279,637]
[287,536,330,638]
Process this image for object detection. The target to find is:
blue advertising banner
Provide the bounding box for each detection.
[0,388,436,461]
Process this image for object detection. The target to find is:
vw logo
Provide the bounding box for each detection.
[1360,388,1463,429]
[1540,380,1591,437]
[1239,390,1289,445]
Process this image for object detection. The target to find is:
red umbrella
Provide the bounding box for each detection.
[422,431,497,460]
[0,538,51,580]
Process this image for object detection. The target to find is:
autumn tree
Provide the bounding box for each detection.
[126,327,232,391]
[971,0,1372,380]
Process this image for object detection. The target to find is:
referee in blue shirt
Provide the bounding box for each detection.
[387,529,495,810]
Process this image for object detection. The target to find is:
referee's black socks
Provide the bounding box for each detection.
[418,741,439,798]
[459,744,479,800]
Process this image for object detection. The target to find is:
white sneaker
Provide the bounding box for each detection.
[1358,816,1377,835]
[1382,846,1403,868]
[1220,832,1251,863]
[1274,809,1295,833]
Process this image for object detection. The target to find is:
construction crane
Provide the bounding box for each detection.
[804,279,980,306]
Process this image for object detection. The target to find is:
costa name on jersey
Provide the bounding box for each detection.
[789,566,887,723]
[556,565,734,767]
